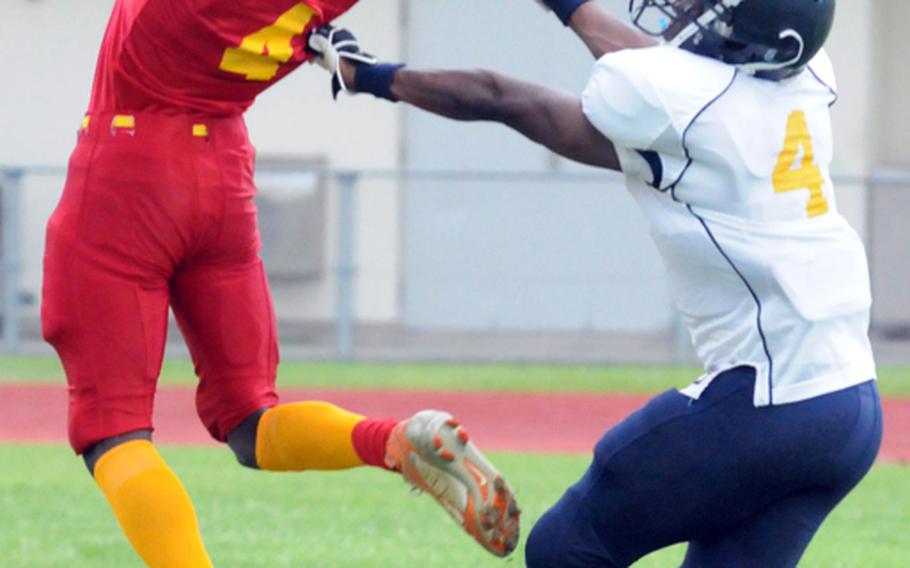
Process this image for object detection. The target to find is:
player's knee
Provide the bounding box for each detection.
[83,430,153,475]
[525,507,574,568]
[226,408,268,469]
[228,441,258,469]
[526,504,622,568]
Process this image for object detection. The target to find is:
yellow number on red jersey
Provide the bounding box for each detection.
[772,110,829,218]
[219,3,317,82]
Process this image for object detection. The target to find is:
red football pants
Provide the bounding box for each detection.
[42,112,279,454]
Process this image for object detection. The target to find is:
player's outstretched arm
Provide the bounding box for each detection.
[538,0,656,58]
[389,67,619,170]
[308,27,620,171]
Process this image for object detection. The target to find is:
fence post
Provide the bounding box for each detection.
[1,168,24,354]
[335,172,358,361]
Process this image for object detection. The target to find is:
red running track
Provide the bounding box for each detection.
[1,385,908,462]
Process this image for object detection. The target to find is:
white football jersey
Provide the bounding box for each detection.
[582,46,876,406]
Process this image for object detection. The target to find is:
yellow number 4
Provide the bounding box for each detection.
[772,110,829,218]
[220,3,317,82]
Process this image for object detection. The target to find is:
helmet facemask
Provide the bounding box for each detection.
[628,0,724,43]
[629,0,808,80]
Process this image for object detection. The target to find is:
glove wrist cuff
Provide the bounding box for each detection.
[544,0,589,25]
[353,63,406,102]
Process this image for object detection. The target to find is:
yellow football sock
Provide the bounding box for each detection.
[255,401,365,471]
[93,440,212,568]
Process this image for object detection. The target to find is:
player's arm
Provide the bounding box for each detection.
[308,28,619,171]
[390,67,619,170]
[538,0,657,58]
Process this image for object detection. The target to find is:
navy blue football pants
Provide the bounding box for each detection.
[525,367,882,568]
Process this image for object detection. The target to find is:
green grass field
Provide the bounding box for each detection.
[2,356,909,566]
[2,446,907,567]
[3,357,910,395]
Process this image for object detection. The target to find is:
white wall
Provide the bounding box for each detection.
[822,0,876,239]
[401,0,674,332]
[0,1,111,166]
[244,1,405,323]
[3,0,905,332]
[867,1,910,328]
[1,0,404,323]
[872,1,910,168]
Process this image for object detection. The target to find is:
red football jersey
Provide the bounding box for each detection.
[89,0,359,115]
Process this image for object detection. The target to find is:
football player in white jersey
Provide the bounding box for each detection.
[308,0,882,565]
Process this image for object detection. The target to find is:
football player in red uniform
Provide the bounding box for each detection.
[41,1,519,565]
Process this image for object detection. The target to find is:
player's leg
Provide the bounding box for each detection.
[85,435,212,567]
[525,384,696,568]
[171,248,521,556]
[163,127,368,470]
[168,252,372,471]
[42,127,212,568]
[681,489,842,568]
[171,127,520,555]
[525,368,882,568]
[681,380,882,567]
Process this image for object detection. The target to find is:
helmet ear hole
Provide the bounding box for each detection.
[777,31,805,63]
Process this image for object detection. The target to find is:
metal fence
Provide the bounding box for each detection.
[1,168,24,354]
[2,166,908,364]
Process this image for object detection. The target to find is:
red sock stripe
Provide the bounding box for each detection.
[351,418,398,470]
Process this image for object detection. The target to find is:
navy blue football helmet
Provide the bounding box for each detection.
[629,0,836,80]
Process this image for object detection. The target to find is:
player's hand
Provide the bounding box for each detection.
[307,26,378,99]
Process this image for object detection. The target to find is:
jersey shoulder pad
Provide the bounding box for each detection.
[582,46,737,151]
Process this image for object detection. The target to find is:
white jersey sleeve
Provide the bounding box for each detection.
[580,52,673,150]
[581,46,737,187]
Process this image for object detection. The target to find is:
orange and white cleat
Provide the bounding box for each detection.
[385,410,521,557]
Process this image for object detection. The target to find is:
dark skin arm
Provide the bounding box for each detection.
[341,62,620,171]
[566,2,657,58]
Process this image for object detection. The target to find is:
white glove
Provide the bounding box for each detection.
[307,26,378,99]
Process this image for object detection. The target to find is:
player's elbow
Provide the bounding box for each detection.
[461,69,514,123]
